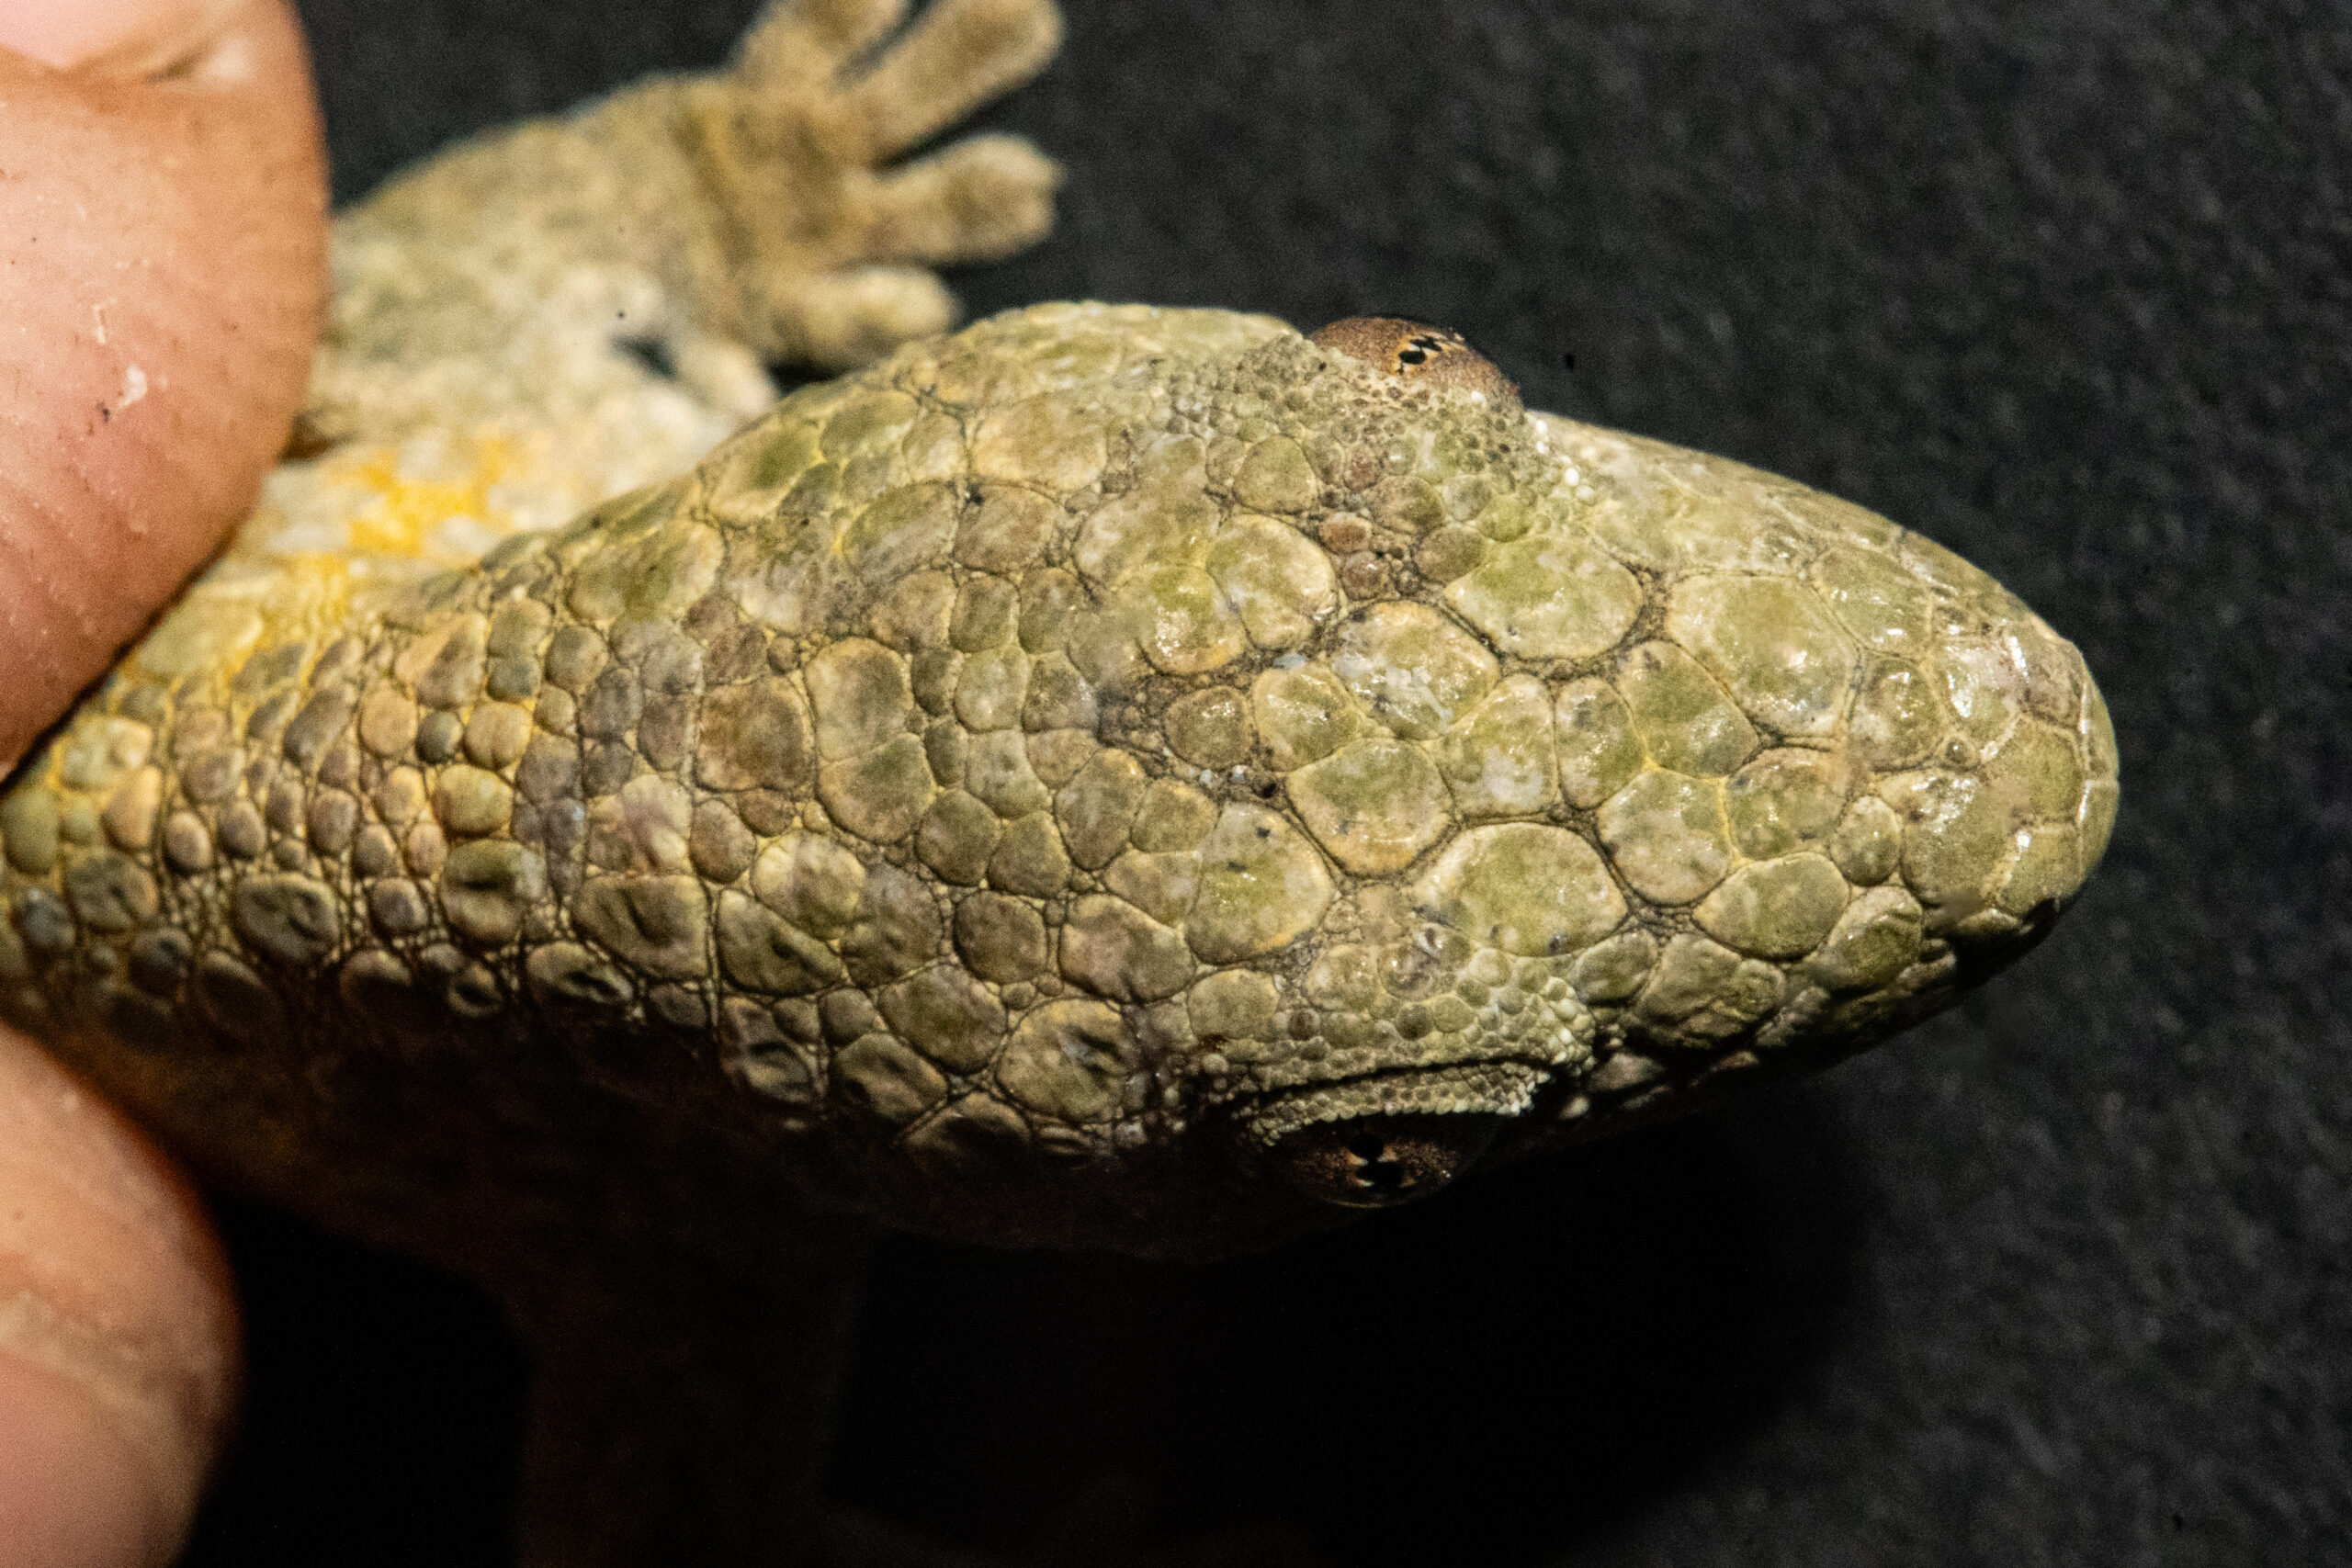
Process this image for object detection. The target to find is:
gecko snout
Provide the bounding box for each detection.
[1266,1112,1504,1209]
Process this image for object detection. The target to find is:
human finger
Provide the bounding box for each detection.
[0,1027,239,1568]
[0,0,250,79]
[0,0,326,763]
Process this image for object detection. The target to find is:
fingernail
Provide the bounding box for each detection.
[0,0,247,77]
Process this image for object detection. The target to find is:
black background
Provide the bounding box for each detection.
[179,2,2348,1562]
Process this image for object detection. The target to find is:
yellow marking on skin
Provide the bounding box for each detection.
[124,550,362,699]
[269,553,363,633]
[331,434,519,562]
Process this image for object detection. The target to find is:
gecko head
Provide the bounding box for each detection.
[671,302,2111,1254]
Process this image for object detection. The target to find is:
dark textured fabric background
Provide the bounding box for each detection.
[178,2,2346,1562]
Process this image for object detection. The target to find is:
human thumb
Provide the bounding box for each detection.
[0,0,326,764]
[0,0,254,78]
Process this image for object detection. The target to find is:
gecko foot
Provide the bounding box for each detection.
[679,0,1066,368]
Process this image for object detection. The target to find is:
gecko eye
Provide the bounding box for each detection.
[1267,1112,1503,1209]
[1307,316,1521,403]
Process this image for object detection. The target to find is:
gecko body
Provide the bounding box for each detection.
[0,2,2114,1560]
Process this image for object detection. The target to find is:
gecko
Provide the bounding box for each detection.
[0,0,2118,1562]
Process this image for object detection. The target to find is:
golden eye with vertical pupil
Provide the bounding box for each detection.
[1265,1111,1505,1208]
[1308,315,1521,402]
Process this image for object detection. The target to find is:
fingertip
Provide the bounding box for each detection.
[0,1032,238,1567]
[0,1355,169,1568]
[0,0,326,762]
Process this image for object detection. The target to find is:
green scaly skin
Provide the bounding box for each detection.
[0,299,2118,1258]
[0,3,2115,1562]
